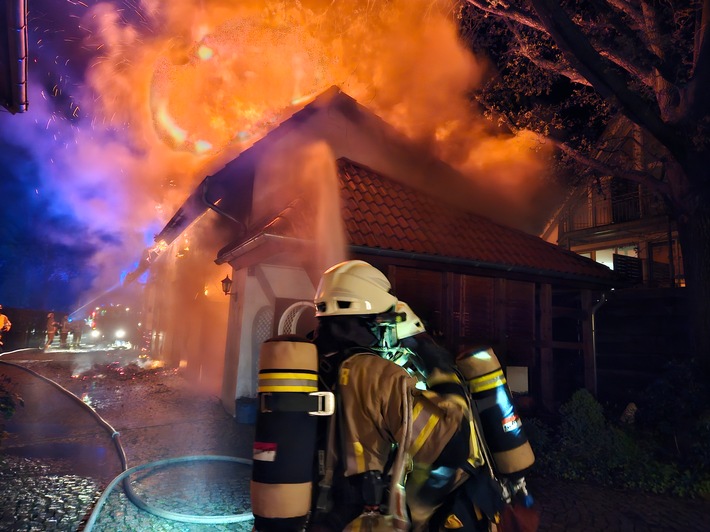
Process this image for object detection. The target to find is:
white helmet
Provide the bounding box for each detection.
[395,301,426,339]
[315,260,397,317]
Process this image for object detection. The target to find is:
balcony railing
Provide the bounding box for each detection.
[562,191,667,232]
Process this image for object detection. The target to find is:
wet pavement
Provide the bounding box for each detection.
[1,348,709,531]
[1,349,253,531]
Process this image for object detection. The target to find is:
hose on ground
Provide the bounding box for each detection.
[0,353,255,530]
[0,355,129,471]
[83,455,254,530]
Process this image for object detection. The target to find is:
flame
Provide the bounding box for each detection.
[6,0,558,305]
[77,0,554,222]
[80,1,466,162]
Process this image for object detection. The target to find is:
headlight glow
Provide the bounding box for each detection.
[115,329,126,339]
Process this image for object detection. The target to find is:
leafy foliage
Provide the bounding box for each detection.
[459,2,610,157]
[0,375,23,443]
[527,386,710,499]
[457,0,710,380]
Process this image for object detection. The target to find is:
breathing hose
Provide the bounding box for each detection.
[0,352,255,530]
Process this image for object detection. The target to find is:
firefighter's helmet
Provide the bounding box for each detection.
[395,301,426,340]
[315,260,397,317]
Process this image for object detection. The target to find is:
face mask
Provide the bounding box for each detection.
[314,316,379,353]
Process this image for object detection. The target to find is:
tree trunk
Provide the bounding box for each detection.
[674,164,710,378]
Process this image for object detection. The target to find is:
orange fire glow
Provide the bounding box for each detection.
[79,0,553,228]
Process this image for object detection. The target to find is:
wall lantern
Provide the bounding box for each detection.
[221,275,237,296]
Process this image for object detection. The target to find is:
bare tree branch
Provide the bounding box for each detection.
[688,0,710,117]
[639,1,664,53]
[465,0,546,32]
[517,48,593,85]
[553,140,672,198]
[596,49,653,87]
[504,22,593,85]
[607,0,644,29]
[602,0,677,82]
[527,0,685,160]
[465,1,673,105]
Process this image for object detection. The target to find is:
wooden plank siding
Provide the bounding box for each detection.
[538,283,555,412]
[375,264,544,395]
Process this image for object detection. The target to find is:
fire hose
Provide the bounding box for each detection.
[0,353,254,529]
[84,455,254,530]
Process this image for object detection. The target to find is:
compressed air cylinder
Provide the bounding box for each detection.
[456,347,535,476]
[251,337,319,531]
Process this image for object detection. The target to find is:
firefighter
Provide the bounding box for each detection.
[44,312,59,350]
[71,318,84,348]
[309,260,495,531]
[59,315,71,349]
[393,307,538,531]
[0,304,11,347]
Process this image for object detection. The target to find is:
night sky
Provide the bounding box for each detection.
[1,0,561,315]
[0,1,160,313]
[0,141,98,311]
[1,2,91,312]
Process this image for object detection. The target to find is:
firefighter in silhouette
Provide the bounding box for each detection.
[308,260,498,531]
[71,318,84,348]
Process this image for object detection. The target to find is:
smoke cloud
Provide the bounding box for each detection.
[0,0,557,310]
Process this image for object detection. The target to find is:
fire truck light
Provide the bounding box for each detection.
[115,329,126,339]
[91,330,101,338]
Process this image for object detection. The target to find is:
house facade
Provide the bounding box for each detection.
[139,87,619,417]
[542,117,685,289]
[540,117,690,404]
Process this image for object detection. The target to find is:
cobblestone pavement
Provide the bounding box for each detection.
[1,349,254,531]
[1,349,709,531]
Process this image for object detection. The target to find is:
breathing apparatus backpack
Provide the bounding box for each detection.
[251,332,406,531]
[250,335,334,531]
[250,335,536,531]
[370,333,538,529]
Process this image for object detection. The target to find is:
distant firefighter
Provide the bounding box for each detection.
[0,304,11,347]
[71,319,84,348]
[59,315,71,348]
[44,312,59,350]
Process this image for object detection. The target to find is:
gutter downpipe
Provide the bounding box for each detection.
[591,292,609,397]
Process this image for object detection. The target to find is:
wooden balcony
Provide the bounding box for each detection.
[561,191,667,233]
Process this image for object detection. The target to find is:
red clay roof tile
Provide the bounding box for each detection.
[337,158,617,284]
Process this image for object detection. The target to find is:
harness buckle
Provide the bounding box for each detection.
[309,391,335,416]
[260,392,273,413]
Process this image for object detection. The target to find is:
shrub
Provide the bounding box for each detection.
[525,387,710,498]
[0,375,24,443]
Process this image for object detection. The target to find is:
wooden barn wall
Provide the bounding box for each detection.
[383,264,536,367]
[386,267,446,339]
[358,257,614,414]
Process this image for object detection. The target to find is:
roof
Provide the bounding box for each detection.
[154,84,519,248]
[147,85,617,286]
[219,157,618,285]
[338,159,618,284]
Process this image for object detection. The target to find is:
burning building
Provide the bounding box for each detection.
[136,87,619,416]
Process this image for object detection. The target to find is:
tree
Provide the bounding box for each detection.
[459,0,710,372]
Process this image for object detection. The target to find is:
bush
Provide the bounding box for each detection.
[525,387,710,498]
[0,375,23,443]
